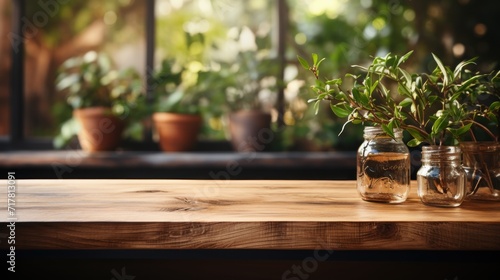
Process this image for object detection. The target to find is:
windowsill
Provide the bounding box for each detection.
[0,150,357,180]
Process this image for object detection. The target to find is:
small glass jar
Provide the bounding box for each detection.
[460,141,500,201]
[357,126,411,203]
[417,146,466,207]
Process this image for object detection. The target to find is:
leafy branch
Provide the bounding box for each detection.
[298,51,499,146]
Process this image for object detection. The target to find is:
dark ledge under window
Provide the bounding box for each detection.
[0,150,357,180]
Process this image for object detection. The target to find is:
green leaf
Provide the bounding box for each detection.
[345,73,359,80]
[56,73,80,91]
[382,125,395,139]
[415,76,423,89]
[446,123,473,137]
[382,121,396,139]
[398,84,412,97]
[313,100,321,115]
[60,57,83,69]
[456,74,483,94]
[399,68,412,85]
[360,92,371,108]
[61,117,80,138]
[317,92,328,100]
[385,55,397,69]
[351,65,368,72]
[449,91,462,102]
[432,53,449,88]
[431,114,450,135]
[311,84,324,92]
[351,87,362,102]
[406,127,426,141]
[399,98,413,107]
[393,105,404,119]
[316,57,326,69]
[370,80,379,96]
[159,90,184,112]
[312,53,318,65]
[330,104,352,118]
[490,101,500,112]
[453,57,476,81]
[407,139,422,147]
[335,92,347,101]
[297,55,310,70]
[53,135,66,149]
[326,78,342,86]
[379,83,390,98]
[53,117,80,149]
[398,50,414,66]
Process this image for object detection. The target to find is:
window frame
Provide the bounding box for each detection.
[1,0,287,151]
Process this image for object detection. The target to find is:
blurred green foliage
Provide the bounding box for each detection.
[17,0,500,150]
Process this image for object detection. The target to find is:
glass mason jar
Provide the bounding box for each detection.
[417,146,466,207]
[357,126,411,203]
[460,141,500,201]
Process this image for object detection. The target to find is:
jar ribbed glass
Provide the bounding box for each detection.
[460,141,500,201]
[417,146,466,207]
[357,126,411,203]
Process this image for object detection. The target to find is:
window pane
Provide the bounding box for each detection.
[286,0,500,151]
[155,0,276,140]
[23,0,146,139]
[0,0,11,136]
[284,0,417,151]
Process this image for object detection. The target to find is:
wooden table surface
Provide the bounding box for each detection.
[2,179,500,250]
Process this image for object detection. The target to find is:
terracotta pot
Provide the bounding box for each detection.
[152,112,202,152]
[73,107,124,152]
[228,110,272,152]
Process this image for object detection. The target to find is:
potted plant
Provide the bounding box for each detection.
[193,25,281,152]
[151,59,202,152]
[219,50,279,152]
[459,70,500,200]
[299,52,415,203]
[54,51,144,152]
[298,51,499,206]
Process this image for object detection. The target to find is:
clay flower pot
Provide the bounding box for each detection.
[73,107,124,152]
[152,112,202,152]
[228,110,272,152]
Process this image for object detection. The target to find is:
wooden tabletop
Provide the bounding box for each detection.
[2,179,499,250]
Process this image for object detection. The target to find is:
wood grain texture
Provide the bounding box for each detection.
[1,179,500,250]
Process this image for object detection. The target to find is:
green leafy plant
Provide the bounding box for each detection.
[298,51,499,147]
[461,70,500,141]
[56,51,142,113]
[151,59,202,114]
[54,51,144,148]
[205,50,281,113]
[197,20,279,107]
[231,50,280,112]
[181,50,281,141]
